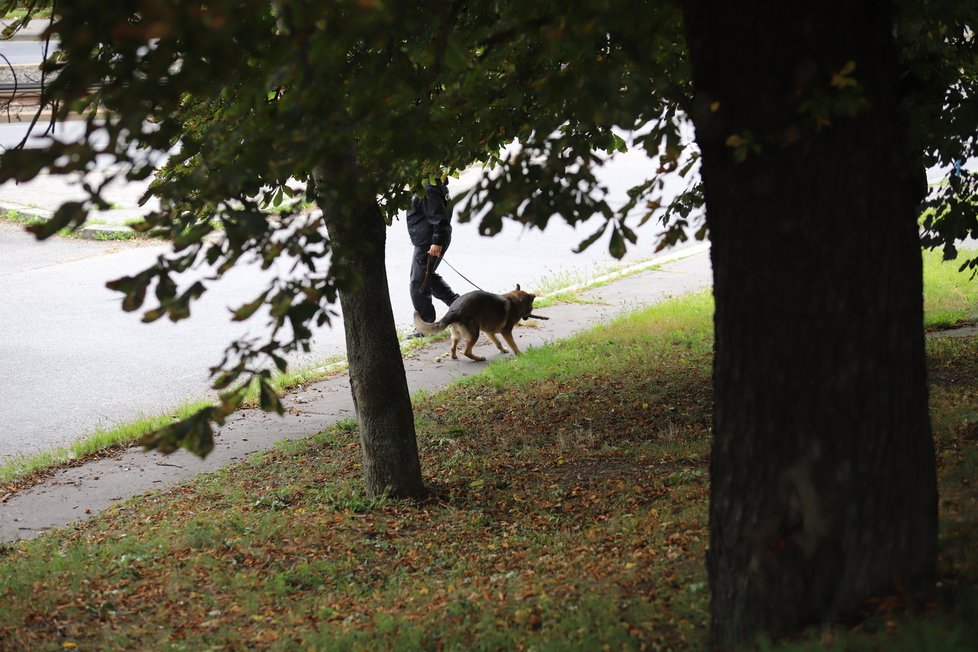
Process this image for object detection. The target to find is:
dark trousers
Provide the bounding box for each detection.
[410,243,458,323]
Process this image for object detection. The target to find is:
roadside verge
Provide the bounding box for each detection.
[0,245,714,542]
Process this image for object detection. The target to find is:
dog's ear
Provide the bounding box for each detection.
[515,283,521,291]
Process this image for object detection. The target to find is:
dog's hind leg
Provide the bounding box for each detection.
[461,325,486,361]
[449,325,460,359]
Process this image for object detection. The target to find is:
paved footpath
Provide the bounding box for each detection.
[0,246,712,543]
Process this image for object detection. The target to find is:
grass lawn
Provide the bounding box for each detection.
[0,255,976,650]
[924,248,978,329]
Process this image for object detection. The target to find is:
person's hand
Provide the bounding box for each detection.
[428,244,443,258]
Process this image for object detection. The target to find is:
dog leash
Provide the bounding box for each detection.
[417,254,484,294]
[436,255,485,291]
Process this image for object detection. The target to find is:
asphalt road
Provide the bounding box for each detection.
[0,39,55,66]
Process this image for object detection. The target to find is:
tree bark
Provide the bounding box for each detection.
[681,2,937,647]
[314,166,426,499]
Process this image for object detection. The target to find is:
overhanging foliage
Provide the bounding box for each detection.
[0,0,974,457]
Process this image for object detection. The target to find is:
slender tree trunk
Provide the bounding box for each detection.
[681,2,937,647]
[314,166,426,499]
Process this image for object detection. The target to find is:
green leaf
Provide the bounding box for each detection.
[141,307,166,323]
[106,273,151,312]
[443,37,470,73]
[269,291,293,319]
[27,202,87,239]
[212,367,243,391]
[258,378,284,415]
[140,408,216,458]
[573,222,607,253]
[270,354,288,373]
[231,290,270,321]
[609,226,626,259]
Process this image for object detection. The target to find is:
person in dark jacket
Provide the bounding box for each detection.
[407,178,459,328]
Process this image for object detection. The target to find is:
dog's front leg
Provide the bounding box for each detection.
[502,331,521,356]
[486,332,508,354]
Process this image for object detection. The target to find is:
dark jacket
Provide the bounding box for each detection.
[406,181,452,247]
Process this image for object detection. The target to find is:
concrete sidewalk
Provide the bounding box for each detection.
[0,245,713,542]
[0,166,158,236]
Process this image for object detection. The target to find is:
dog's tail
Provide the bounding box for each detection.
[413,311,457,335]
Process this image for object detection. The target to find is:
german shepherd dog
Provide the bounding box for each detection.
[413,285,537,361]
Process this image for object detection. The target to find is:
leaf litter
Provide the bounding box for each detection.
[0,302,976,650]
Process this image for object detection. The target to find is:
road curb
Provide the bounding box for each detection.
[0,201,139,239]
[77,223,138,240]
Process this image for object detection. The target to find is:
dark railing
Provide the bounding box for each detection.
[0,81,45,94]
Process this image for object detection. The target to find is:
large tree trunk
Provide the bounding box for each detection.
[681,2,937,647]
[314,166,426,499]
